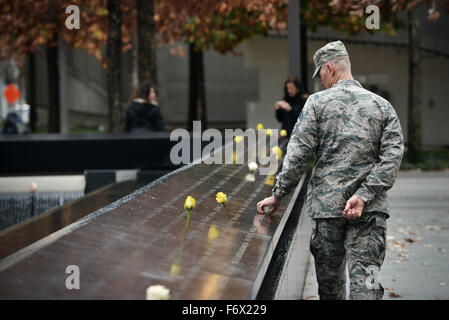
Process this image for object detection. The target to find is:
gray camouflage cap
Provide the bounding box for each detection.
[312,40,349,78]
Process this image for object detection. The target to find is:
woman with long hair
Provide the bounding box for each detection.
[275,77,308,137]
[125,81,165,132]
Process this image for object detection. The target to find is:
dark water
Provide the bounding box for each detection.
[0,192,84,231]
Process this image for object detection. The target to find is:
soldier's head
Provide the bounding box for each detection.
[313,40,353,89]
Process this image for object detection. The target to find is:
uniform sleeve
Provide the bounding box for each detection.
[354,104,404,204]
[272,97,318,201]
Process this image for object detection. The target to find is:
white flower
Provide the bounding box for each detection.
[30,182,38,192]
[146,284,171,300]
[248,162,258,172]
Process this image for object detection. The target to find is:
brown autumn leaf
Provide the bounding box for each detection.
[388,292,402,298]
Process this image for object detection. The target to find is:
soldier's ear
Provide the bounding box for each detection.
[328,63,336,76]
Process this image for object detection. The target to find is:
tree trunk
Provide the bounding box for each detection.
[136,0,157,89]
[407,8,422,163]
[300,10,308,92]
[47,33,60,133]
[130,35,138,94]
[188,43,207,131]
[106,0,123,133]
[27,52,37,132]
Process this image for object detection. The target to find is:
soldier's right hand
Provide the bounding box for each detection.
[257,196,280,215]
[343,195,365,219]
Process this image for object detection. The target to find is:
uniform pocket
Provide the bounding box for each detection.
[375,215,386,229]
[373,214,387,263]
[346,213,386,264]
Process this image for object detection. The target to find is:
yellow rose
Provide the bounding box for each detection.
[184,196,196,211]
[266,128,272,136]
[257,123,264,130]
[272,146,282,160]
[280,129,287,137]
[234,135,243,143]
[216,192,227,204]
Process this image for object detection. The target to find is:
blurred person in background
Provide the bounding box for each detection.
[125,81,165,133]
[274,76,309,137]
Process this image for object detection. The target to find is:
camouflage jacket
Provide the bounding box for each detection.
[272,79,404,219]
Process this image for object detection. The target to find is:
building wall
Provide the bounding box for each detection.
[156,44,258,126]
[33,40,258,131]
[243,37,290,131]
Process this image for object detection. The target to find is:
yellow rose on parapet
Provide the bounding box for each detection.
[257,123,264,130]
[184,196,196,211]
[216,192,227,205]
[272,146,282,160]
[266,128,272,136]
[234,135,243,143]
[280,129,287,137]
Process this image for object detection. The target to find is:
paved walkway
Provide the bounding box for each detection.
[301,170,449,300]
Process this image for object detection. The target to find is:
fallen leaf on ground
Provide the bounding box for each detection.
[388,292,402,298]
[405,237,417,243]
[438,248,446,252]
[393,240,406,247]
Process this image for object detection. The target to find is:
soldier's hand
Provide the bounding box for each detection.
[343,195,365,219]
[257,196,280,215]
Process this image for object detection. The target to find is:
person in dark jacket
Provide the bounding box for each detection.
[125,81,165,133]
[275,77,308,137]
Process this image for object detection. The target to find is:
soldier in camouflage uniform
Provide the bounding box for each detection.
[257,40,404,300]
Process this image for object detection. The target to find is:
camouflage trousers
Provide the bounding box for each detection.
[310,212,387,300]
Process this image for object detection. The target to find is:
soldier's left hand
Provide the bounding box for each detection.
[343,195,365,219]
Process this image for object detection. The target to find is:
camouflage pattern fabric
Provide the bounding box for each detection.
[272,79,404,219]
[310,212,387,300]
[312,40,349,78]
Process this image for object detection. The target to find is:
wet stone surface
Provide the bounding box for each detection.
[0,157,294,299]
